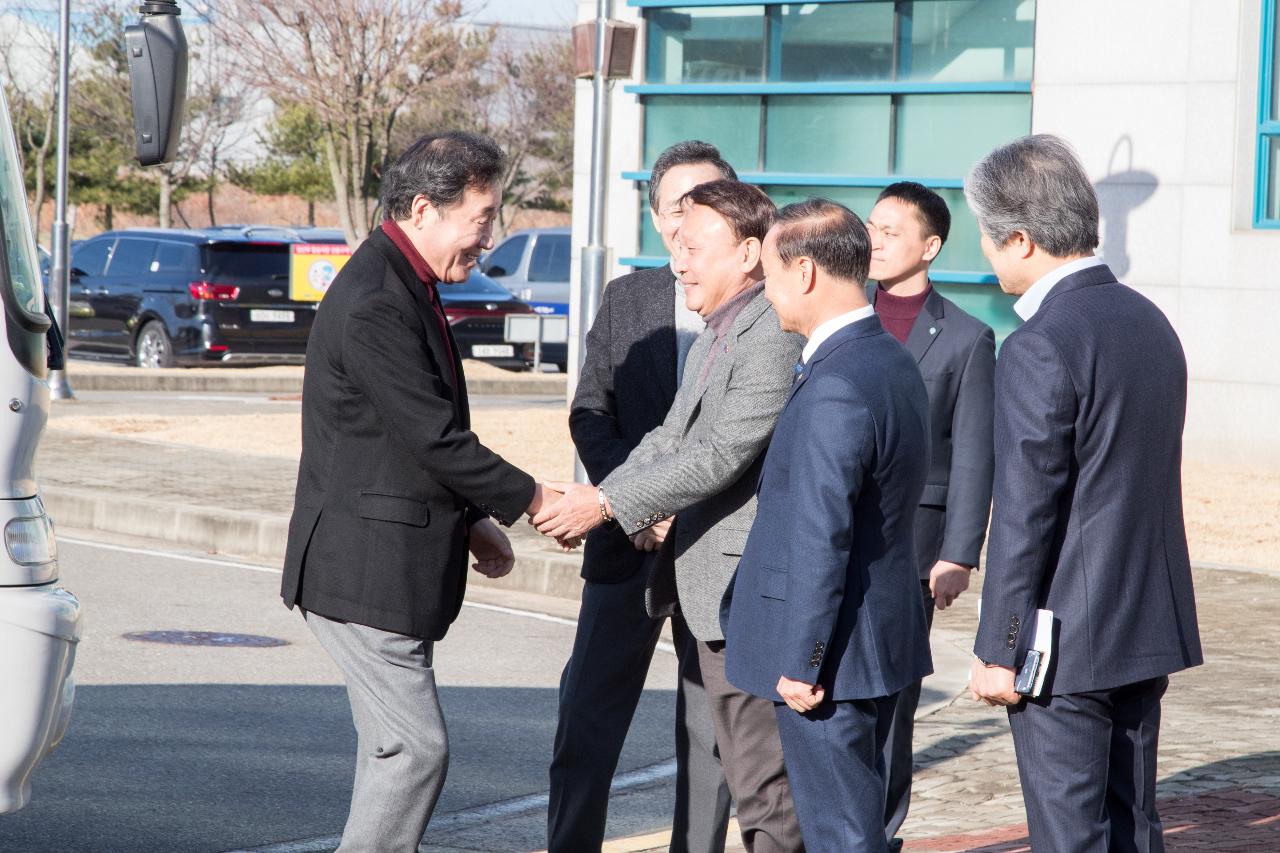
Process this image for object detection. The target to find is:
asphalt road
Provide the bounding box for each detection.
[0,535,677,853]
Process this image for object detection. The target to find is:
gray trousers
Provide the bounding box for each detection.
[548,568,731,853]
[306,611,449,853]
[883,579,936,846]
[699,641,804,853]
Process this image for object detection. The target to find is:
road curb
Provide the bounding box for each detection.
[64,372,568,397]
[42,487,585,600]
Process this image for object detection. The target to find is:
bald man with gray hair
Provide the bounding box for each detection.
[966,135,1201,853]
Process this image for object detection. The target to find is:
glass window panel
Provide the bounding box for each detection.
[484,234,526,278]
[1271,7,1279,121]
[776,3,894,82]
[638,183,667,257]
[528,234,572,282]
[106,238,156,276]
[1267,136,1280,222]
[902,0,1036,82]
[931,188,990,273]
[764,96,891,174]
[646,6,765,84]
[644,96,762,171]
[894,93,1031,176]
[933,282,1020,347]
[0,96,44,318]
[760,185,882,220]
[72,239,112,277]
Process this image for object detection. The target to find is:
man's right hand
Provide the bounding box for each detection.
[526,482,562,518]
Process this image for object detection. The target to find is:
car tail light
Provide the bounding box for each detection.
[189,281,241,301]
[5,514,57,566]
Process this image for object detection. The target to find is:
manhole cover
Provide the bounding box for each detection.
[123,630,288,648]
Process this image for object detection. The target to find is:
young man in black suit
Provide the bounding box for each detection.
[865,182,995,852]
[967,135,1202,853]
[282,131,553,852]
[547,142,737,853]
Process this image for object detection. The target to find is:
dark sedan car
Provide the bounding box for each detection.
[66,226,536,369]
[438,269,536,370]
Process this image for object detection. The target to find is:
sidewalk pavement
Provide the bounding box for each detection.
[37,428,584,600]
[62,359,567,396]
[35,428,1280,852]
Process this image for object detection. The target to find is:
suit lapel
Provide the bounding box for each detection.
[370,228,466,424]
[647,269,680,405]
[683,291,767,424]
[903,286,946,364]
[787,314,882,406]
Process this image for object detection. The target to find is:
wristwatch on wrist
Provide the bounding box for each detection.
[597,488,612,522]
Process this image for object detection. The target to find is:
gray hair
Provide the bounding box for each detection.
[648,140,737,212]
[964,134,1099,257]
[381,131,507,220]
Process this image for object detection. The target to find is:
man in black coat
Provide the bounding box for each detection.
[547,142,737,853]
[967,135,1202,853]
[282,132,551,853]
[865,182,995,852]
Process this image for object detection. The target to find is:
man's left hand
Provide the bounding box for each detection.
[930,560,973,610]
[968,656,1020,707]
[777,675,825,713]
[469,518,515,578]
[532,481,607,541]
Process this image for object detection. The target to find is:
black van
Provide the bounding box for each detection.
[67,226,347,367]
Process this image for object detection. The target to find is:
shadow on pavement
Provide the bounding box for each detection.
[0,683,677,853]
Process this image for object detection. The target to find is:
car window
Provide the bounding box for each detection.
[527,234,570,282]
[71,239,112,277]
[484,234,527,278]
[153,241,198,273]
[201,243,290,282]
[442,270,520,302]
[105,238,156,276]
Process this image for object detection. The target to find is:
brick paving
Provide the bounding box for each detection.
[892,565,1280,852]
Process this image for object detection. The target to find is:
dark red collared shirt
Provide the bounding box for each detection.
[875,283,931,344]
[381,218,460,393]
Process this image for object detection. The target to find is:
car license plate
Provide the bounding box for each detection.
[472,344,513,358]
[250,309,295,323]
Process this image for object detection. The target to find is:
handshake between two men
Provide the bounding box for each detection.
[526,482,671,554]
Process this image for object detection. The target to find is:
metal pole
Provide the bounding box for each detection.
[574,0,611,483]
[48,0,74,400]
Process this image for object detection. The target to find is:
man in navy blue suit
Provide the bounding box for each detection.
[966,135,1202,853]
[724,198,933,852]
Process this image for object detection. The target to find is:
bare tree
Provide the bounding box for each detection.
[0,8,79,244]
[484,34,574,239]
[211,0,490,246]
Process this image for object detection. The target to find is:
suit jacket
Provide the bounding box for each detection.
[974,264,1202,695]
[602,289,803,641]
[724,315,934,702]
[870,284,995,576]
[281,226,535,641]
[569,265,683,584]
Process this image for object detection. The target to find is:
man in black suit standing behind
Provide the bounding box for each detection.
[865,182,995,852]
[547,141,737,853]
[282,132,552,852]
[967,135,1202,853]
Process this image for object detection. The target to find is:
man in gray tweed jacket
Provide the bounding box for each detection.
[536,180,805,852]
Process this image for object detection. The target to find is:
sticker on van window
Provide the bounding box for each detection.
[291,243,353,302]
